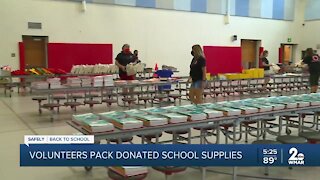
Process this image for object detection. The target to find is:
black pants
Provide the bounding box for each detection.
[310,72,320,86]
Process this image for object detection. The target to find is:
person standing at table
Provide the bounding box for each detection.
[188,44,206,104]
[115,44,136,80]
[115,44,137,96]
[261,50,272,86]
[133,50,141,63]
[261,50,272,74]
[303,48,320,93]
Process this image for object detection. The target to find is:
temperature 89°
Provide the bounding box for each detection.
[263,157,277,165]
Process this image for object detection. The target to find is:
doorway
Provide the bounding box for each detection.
[22,35,48,69]
[280,43,298,65]
[241,39,261,69]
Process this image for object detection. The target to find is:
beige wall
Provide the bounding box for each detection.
[0,0,305,75]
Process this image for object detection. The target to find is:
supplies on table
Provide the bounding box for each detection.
[200,103,241,116]
[241,99,273,112]
[93,76,104,87]
[160,113,188,123]
[0,68,11,76]
[180,104,201,110]
[70,64,119,74]
[47,78,61,89]
[103,75,114,86]
[109,167,148,177]
[253,98,286,111]
[70,65,82,74]
[178,110,207,121]
[133,114,168,126]
[98,111,127,120]
[108,117,143,130]
[66,77,81,87]
[202,109,224,118]
[124,109,148,117]
[218,101,258,115]
[126,63,145,76]
[84,65,94,74]
[162,106,187,113]
[142,107,168,114]
[82,119,114,133]
[267,96,298,109]
[92,64,105,74]
[72,113,114,133]
[270,63,281,74]
[290,95,312,107]
[179,104,223,118]
[84,65,92,74]
[72,113,100,125]
[162,65,177,71]
[11,69,29,76]
[80,76,92,87]
[109,65,119,74]
[31,81,49,89]
[308,93,320,106]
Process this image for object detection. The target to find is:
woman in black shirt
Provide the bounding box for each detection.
[189,45,206,104]
[261,50,272,75]
[303,48,320,93]
[260,50,272,87]
[115,44,136,80]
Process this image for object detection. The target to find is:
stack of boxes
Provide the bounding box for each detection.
[66,77,81,87]
[80,76,92,87]
[47,78,61,89]
[103,75,114,86]
[92,76,104,87]
[222,68,264,80]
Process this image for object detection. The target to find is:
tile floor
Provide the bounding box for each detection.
[0,91,320,180]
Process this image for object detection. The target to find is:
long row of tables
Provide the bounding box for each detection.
[67,100,320,180]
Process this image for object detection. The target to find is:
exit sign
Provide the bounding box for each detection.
[287,38,292,43]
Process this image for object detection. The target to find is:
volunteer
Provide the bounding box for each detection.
[133,50,141,63]
[115,44,136,80]
[188,44,206,104]
[302,48,320,93]
[260,50,272,86]
[261,50,272,75]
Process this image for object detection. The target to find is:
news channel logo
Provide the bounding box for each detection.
[288,147,304,165]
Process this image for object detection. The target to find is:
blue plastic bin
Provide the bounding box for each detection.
[156,70,173,91]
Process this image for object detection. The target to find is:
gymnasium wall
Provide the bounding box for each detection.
[304,0,320,21]
[300,0,320,54]
[0,0,304,76]
[60,0,296,20]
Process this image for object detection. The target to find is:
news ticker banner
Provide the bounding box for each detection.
[20,135,319,167]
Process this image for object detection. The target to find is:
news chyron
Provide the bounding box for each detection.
[21,135,318,167]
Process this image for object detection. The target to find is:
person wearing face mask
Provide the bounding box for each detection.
[115,44,136,80]
[188,44,206,104]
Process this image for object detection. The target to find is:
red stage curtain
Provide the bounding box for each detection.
[203,46,242,75]
[47,43,113,72]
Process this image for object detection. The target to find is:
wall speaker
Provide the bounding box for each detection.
[232,35,237,41]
